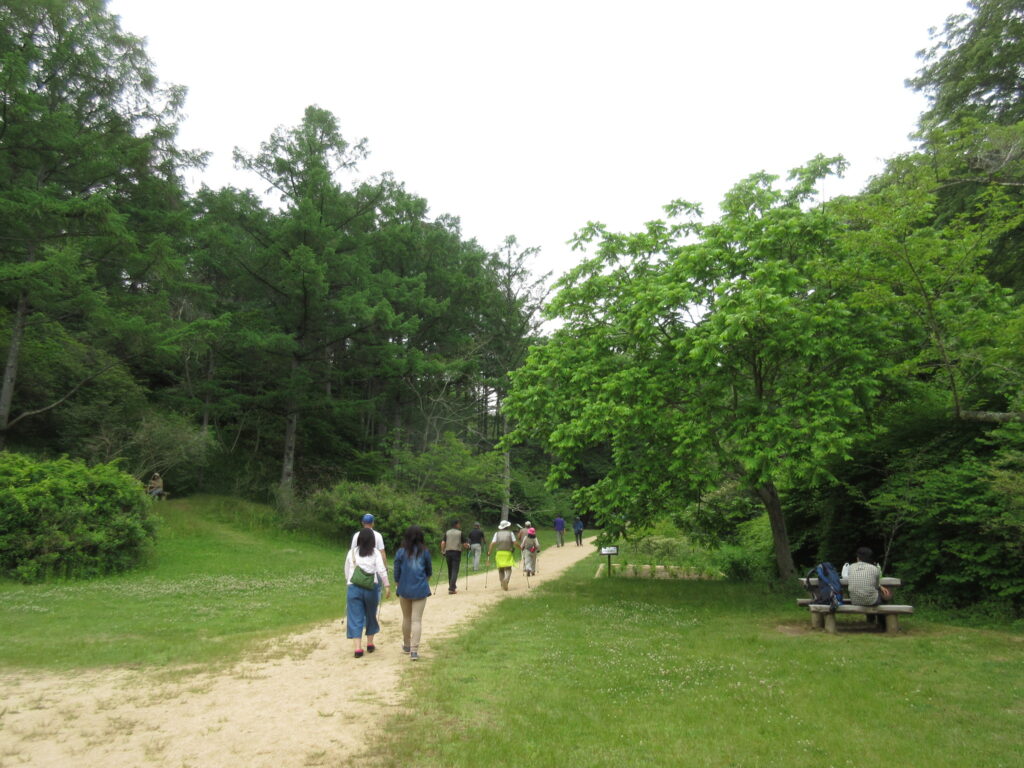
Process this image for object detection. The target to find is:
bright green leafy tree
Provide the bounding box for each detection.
[506,157,893,579]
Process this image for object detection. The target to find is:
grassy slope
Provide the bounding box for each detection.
[375,557,1024,768]
[0,496,344,669]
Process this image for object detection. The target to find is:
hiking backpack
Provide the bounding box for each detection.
[805,562,844,612]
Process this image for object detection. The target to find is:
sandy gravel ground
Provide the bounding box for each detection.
[0,537,595,768]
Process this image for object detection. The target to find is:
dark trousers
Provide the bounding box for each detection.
[445,550,462,592]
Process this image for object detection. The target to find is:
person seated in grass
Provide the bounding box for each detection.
[847,546,891,607]
[147,472,164,499]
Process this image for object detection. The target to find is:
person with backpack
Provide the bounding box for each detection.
[468,522,485,571]
[847,546,891,607]
[521,526,540,577]
[487,520,519,591]
[440,520,468,594]
[393,525,432,661]
[573,516,584,546]
[345,528,390,658]
[517,521,531,548]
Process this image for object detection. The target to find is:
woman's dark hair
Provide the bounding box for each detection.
[357,527,376,557]
[856,546,873,562]
[401,525,425,557]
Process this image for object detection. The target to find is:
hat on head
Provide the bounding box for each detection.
[498,520,511,530]
[473,522,481,527]
[528,527,536,535]
[361,514,374,524]
[524,520,531,527]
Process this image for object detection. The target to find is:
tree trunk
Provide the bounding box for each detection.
[281,409,298,490]
[755,481,796,580]
[200,352,215,434]
[280,356,300,493]
[959,410,1024,424]
[0,292,29,450]
[500,409,511,522]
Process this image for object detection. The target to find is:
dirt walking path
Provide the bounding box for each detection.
[0,537,596,768]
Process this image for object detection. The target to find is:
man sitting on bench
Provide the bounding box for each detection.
[848,547,891,620]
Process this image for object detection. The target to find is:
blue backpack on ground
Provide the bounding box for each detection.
[805,562,844,611]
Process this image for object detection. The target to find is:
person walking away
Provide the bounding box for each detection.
[468,522,485,571]
[352,513,387,600]
[440,520,468,594]
[517,521,531,549]
[553,515,566,547]
[352,513,387,569]
[521,527,540,576]
[393,525,432,661]
[573,516,584,546]
[488,520,519,591]
[345,528,390,658]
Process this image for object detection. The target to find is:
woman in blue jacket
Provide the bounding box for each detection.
[393,525,433,661]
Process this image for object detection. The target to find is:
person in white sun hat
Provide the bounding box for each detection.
[488,520,519,591]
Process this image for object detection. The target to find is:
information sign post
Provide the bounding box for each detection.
[600,546,618,578]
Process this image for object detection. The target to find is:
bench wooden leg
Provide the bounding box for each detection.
[810,611,824,630]
[884,614,900,634]
[824,613,837,635]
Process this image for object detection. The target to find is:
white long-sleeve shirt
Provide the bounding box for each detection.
[345,548,389,589]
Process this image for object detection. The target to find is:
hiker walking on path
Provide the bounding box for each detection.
[553,515,566,547]
[573,516,584,546]
[521,526,540,576]
[440,520,469,594]
[351,514,387,568]
[488,520,519,591]
[517,521,531,548]
[468,522,485,571]
[352,513,387,599]
[345,528,390,658]
[393,525,432,661]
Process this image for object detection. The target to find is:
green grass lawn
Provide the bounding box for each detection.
[0,495,346,668]
[3,505,1021,767]
[373,557,1024,768]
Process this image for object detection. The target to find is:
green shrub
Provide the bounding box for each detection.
[0,453,155,582]
[296,480,441,552]
[869,451,1024,611]
[710,513,776,581]
[390,433,502,516]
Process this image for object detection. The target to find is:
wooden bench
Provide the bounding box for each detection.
[807,603,914,634]
[798,577,912,634]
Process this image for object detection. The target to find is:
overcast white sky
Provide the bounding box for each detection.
[109,0,969,282]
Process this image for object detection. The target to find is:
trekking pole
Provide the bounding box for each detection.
[484,558,489,589]
[433,560,442,595]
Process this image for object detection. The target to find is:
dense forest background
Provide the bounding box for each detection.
[2,0,1022,614]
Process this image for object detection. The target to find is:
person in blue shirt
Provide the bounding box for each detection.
[553,515,566,547]
[573,516,584,546]
[393,525,433,661]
